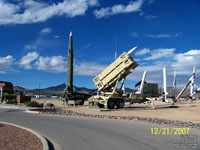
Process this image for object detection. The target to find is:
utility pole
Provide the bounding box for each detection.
[38,83,41,100]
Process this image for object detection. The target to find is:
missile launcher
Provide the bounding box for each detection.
[88,46,141,109]
[93,47,138,92]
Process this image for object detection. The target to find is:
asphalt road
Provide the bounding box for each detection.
[0,107,199,150]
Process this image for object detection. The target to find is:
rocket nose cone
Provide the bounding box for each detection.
[127,46,137,55]
[70,32,72,37]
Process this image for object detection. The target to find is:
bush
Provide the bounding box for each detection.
[6,100,17,104]
[3,92,16,101]
[46,103,54,107]
[25,101,43,107]
[14,90,24,95]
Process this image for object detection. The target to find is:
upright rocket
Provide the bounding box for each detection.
[63,32,91,105]
[67,32,73,92]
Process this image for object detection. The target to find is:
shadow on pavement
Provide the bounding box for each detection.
[44,137,55,150]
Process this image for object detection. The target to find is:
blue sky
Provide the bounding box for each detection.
[0,0,200,90]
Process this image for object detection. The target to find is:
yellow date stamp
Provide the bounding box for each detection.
[151,128,190,135]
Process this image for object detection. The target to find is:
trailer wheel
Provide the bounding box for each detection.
[107,99,115,109]
[79,100,84,105]
[98,103,104,108]
[75,100,84,105]
[116,99,124,109]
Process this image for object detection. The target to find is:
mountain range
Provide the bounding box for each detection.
[14,83,136,96]
[14,83,194,98]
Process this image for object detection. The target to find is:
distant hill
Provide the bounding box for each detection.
[13,84,193,98]
[13,86,26,91]
[44,83,66,91]
[14,83,94,96]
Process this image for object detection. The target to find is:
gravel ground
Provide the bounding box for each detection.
[0,123,43,150]
[35,99,200,123]
[38,107,200,129]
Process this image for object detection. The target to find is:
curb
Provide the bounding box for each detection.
[25,109,40,114]
[0,121,49,150]
[0,104,26,110]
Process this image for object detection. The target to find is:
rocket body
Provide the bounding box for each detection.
[139,70,147,94]
[163,67,168,102]
[190,66,195,95]
[175,75,193,102]
[173,69,177,100]
[188,88,200,99]
[67,32,73,92]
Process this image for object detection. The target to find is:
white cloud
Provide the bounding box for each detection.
[35,56,67,73]
[74,61,106,76]
[17,51,105,75]
[131,49,200,88]
[40,27,51,34]
[94,0,144,18]
[135,48,150,56]
[0,55,15,73]
[19,52,39,69]
[143,48,175,60]
[128,63,164,82]
[0,55,14,67]
[145,33,181,38]
[172,49,200,75]
[0,0,98,25]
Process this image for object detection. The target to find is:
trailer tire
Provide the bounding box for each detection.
[116,99,124,109]
[79,100,84,105]
[98,103,104,108]
[107,99,115,109]
[75,100,84,105]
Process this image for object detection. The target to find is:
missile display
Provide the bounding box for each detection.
[93,46,138,91]
[138,70,147,94]
[190,66,195,95]
[175,71,195,102]
[163,67,168,102]
[63,32,91,105]
[121,79,126,93]
[67,32,73,92]
[173,69,177,100]
[188,88,200,99]
[127,46,137,55]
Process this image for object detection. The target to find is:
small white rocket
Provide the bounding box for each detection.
[163,67,168,102]
[175,67,195,102]
[139,70,147,94]
[190,66,195,96]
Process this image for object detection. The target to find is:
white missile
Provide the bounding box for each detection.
[163,67,168,102]
[190,66,195,95]
[139,70,147,94]
[173,69,177,99]
[188,88,200,99]
[122,79,125,93]
[128,46,137,55]
[175,75,194,102]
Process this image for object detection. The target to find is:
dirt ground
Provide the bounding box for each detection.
[34,98,200,123]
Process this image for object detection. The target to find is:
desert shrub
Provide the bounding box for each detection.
[6,100,17,104]
[14,90,24,95]
[46,103,54,107]
[3,92,15,101]
[25,101,43,107]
